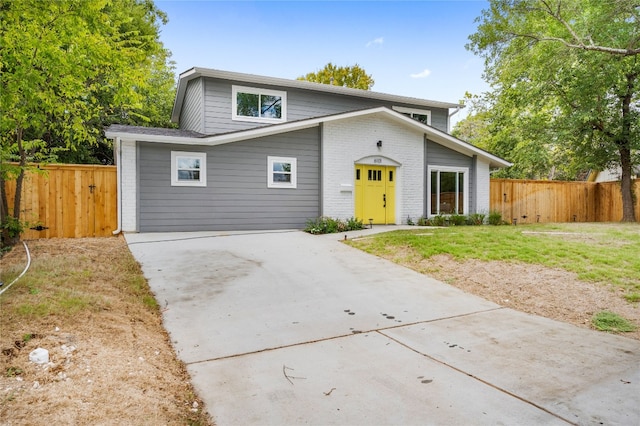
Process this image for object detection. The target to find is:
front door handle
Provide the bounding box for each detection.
[383,193,386,208]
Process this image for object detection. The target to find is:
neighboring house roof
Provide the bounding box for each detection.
[589,165,640,182]
[171,67,463,123]
[106,107,511,169]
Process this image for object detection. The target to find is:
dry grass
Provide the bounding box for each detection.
[0,237,213,425]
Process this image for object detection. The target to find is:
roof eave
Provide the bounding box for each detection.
[110,107,511,168]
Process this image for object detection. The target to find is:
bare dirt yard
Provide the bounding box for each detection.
[384,250,640,342]
[0,237,212,425]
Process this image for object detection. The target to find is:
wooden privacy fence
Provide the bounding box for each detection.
[490,178,640,223]
[4,166,639,240]
[5,164,117,239]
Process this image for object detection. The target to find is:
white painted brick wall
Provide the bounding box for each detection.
[120,140,137,232]
[476,158,491,214]
[323,114,424,224]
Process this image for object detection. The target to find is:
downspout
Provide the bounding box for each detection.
[112,136,122,235]
[448,106,462,133]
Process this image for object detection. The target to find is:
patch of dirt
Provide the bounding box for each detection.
[0,237,213,425]
[387,248,640,341]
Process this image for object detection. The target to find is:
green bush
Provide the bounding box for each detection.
[467,213,486,225]
[417,216,429,226]
[430,215,446,226]
[346,216,364,231]
[488,211,503,226]
[449,214,467,226]
[304,216,364,234]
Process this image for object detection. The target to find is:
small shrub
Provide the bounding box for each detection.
[592,311,637,333]
[346,217,364,231]
[488,210,503,226]
[449,214,467,226]
[467,213,486,225]
[406,216,414,226]
[430,215,446,226]
[304,217,325,234]
[417,216,428,226]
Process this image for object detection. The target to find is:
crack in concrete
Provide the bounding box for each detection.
[376,329,577,425]
[185,306,506,366]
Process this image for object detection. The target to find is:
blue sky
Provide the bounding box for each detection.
[155,0,490,123]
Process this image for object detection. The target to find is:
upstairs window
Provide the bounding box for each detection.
[233,85,287,123]
[171,151,206,187]
[393,106,431,125]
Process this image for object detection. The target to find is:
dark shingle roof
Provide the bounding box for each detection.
[106,124,206,138]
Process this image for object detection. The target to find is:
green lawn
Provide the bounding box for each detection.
[348,223,640,300]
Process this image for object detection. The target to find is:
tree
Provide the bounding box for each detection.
[453,93,590,180]
[298,63,375,90]
[0,0,175,246]
[467,0,640,221]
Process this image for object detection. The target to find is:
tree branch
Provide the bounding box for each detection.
[516,1,640,56]
[510,33,640,56]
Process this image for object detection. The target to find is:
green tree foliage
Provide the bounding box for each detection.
[298,62,375,90]
[453,93,588,180]
[0,0,175,245]
[466,0,640,221]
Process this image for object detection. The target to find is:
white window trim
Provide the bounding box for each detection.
[232,85,287,124]
[171,151,207,187]
[427,165,469,216]
[267,156,297,189]
[393,106,432,125]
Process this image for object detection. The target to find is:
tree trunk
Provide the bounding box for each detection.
[619,146,636,222]
[0,174,11,247]
[618,73,637,222]
[0,128,26,247]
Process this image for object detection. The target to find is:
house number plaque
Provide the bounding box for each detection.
[374,158,382,164]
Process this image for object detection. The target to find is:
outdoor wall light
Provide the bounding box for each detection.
[377,140,382,148]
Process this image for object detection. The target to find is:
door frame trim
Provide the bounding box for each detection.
[354,155,402,167]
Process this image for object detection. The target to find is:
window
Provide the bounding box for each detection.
[267,156,297,188]
[368,169,382,181]
[428,166,468,215]
[232,85,287,123]
[393,106,431,125]
[171,151,206,187]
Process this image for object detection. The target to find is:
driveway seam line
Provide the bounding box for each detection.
[376,330,577,425]
[185,307,505,366]
[126,229,299,245]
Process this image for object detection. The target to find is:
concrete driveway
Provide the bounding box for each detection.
[126,228,640,425]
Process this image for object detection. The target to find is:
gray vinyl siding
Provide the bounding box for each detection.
[200,77,451,134]
[425,139,476,213]
[137,127,320,232]
[179,78,204,132]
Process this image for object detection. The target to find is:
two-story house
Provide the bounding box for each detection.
[106,67,510,233]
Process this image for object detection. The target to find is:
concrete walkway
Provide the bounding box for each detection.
[125,228,640,425]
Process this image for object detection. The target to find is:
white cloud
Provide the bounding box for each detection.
[366,37,384,47]
[410,68,432,78]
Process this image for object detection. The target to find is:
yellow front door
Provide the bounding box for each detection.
[355,165,396,224]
